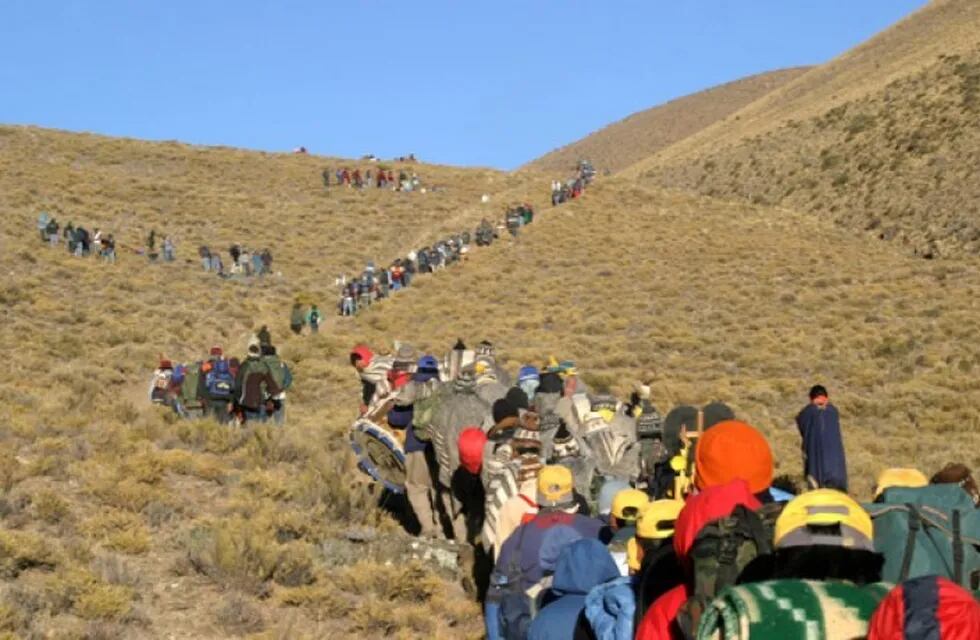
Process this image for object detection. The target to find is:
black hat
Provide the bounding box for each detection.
[809,385,828,399]
[702,402,735,429]
[506,387,529,411]
[492,398,518,424]
[537,372,563,395]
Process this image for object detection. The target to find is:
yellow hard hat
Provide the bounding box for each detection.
[611,489,648,522]
[626,537,642,573]
[774,489,873,551]
[874,468,928,499]
[537,465,574,508]
[636,499,683,540]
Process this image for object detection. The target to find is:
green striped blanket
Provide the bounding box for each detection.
[696,580,893,640]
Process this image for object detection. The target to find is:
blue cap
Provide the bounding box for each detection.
[518,365,540,382]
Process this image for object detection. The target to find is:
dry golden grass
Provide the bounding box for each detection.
[3,28,980,632]
[0,125,548,637]
[524,67,809,175]
[626,0,980,257]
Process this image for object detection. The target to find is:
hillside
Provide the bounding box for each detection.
[523,67,809,175]
[628,0,980,257]
[1,123,979,639]
[0,126,549,639]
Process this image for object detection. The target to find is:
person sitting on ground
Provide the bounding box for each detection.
[529,539,621,640]
[796,384,848,491]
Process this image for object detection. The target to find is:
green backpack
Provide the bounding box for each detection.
[410,386,443,442]
[865,484,980,590]
[677,502,784,638]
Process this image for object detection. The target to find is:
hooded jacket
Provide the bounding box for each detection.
[529,539,620,640]
[585,576,637,640]
[635,480,762,640]
[796,402,848,491]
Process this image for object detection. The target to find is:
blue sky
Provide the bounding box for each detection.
[1,1,928,169]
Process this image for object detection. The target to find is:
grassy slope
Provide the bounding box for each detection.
[626,0,980,257]
[0,126,549,639]
[523,67,809,175]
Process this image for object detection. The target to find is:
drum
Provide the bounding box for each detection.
[349,419,407,493]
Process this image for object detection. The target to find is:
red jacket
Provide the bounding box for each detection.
[635,480,762,640]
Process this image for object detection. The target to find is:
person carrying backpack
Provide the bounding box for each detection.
[636,420,776,640]
[260,344,292,425]
[204,356,236,424]
[796,384,848,491]
[486,465,603,640]
[528,539,621,640]
[398,355,444,539]
[307,305,321,334]
[235,343,281,423]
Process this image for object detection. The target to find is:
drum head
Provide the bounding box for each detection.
[349,420,407,493]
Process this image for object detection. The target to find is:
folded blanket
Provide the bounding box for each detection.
[697,580,892,640]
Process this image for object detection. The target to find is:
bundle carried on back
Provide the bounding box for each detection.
[695,580,892,640]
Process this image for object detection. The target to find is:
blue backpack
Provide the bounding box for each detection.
[206,359,235,399]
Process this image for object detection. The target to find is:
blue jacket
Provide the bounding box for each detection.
[585,576,636,640]
[796,402,848,491]
[529,539,620,640]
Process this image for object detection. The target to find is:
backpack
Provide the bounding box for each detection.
[409,386,442,442]
[150,370,171,404]
[493,526,533,640]
[206,359,235,400]
[676,502,783,639]
[180,366,203,407]
[309,310,320,326]
[866,484,980,590]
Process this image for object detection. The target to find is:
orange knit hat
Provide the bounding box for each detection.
[695,420,773,494]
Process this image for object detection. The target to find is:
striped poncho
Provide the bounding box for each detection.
[696,580,892,640]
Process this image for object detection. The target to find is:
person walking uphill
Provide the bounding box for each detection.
[290,302,306,335]
[796,384,848,491]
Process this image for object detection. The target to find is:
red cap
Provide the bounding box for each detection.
[209,346,223,356]
[458,427,487,475]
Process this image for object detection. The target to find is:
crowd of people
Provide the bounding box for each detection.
[347,340,980,639]
[335,207,535,316]
[323,167,425,192]
[551,160,597,206]
[149,326,293,425]
[197,244,274,278]
[37,212,119,262]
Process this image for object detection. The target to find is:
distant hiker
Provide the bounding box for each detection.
[147,229,157,260]
[37,212,50,242]
[162,235,175,262]
[235,343,281,423]
[251,251,263,276]
[199,246,211,271]
[204,354,235,424]
[209,252,223,275]
[796,385,848,491]
[307,305,322,334]
[290,302,306,335]
[260,344,292,425]
[260,249,272,274]
[321,168,331,187]
[102,234,116,263]
[229,244,241,266]
[46,218,59,246]
[257,325,272,347]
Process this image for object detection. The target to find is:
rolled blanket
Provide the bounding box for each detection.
[697,580,892,640]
